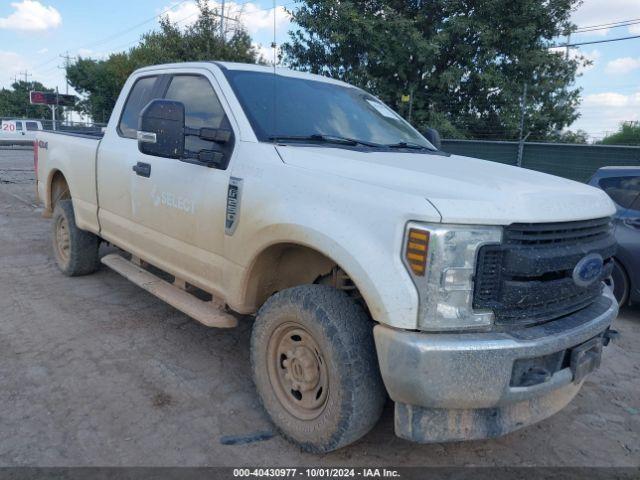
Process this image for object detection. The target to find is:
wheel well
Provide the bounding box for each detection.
[49,170,70,211]
[612,256,631,290]
[243,243,363,311]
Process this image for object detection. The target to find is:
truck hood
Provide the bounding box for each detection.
[276,146,616,225]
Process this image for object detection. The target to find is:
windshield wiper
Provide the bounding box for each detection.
[268,134,381,148]
[385,141,436,151]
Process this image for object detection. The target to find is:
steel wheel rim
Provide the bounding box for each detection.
[54,215,71,265]
[267,321,329,420]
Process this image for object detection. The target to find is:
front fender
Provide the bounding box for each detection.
[229,222,419,328]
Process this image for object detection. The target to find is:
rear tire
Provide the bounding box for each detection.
[250,285,386,453]
[605,259,629,308]
[52,199,100,276]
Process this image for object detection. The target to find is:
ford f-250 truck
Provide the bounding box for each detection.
[35,62,619,452]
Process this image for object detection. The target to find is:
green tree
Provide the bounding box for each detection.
[67,0,261,122]
[599,122,640,146]
[547,129,590,144]
[0,80,64,120]
[282,0,586,140]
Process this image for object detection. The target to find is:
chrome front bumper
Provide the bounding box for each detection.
[373,290,618,442]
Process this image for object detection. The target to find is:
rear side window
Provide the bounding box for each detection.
[163,75,227,152]
[25,121,39,131]
[598,176,640,209]
[118,76,158,139]
[15,122,22,131]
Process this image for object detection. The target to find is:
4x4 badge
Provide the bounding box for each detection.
[225,177,243,236]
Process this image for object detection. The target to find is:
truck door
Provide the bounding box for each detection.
[99,70,236,298]
[97,73,162,246]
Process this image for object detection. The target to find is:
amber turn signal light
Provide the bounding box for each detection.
[406,228,429,276]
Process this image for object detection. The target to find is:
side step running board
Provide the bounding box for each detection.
[101,254,238,328]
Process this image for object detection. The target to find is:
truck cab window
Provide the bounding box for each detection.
[118,76,158,139]
[163,75,227,152]
[26,121,39,131]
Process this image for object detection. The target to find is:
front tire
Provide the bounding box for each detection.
[250,285,386,453]
[52,199,100,276]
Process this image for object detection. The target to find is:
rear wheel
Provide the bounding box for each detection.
[605,259,629,307]
[250,285,386,453]
[52,200,100,276]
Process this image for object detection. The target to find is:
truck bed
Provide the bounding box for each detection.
[36,130,102,234]
[42,130,104,140]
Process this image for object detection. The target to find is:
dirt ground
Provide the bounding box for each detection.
[0,147,638,467]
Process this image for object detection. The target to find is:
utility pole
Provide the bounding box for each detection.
[50,87,59,131]
[59,51,76,125]
[565,33,571,60]
[59,51,75,95]
[516,82,528,168]
[18,71,32,118]
[19,70,32,84]
[220,0,225,41]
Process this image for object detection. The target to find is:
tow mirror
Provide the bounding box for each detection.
[138,99,185,159]
[423,127,442,150]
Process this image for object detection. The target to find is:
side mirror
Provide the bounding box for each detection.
[138,99,185,159]
[423,127,442,150]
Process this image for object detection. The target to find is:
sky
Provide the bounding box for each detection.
[0,0,639,140]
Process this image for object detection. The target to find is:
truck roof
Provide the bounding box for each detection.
[134,61,355,89]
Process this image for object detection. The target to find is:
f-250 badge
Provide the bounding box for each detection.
[225,177,243,235]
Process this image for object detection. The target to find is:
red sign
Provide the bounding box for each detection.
[30,91,48,105]
[30,91,76,107]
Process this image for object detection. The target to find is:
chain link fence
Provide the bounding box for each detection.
[3,118,639,183]
[442,139,640,182]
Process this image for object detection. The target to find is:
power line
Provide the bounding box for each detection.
[32,0,193,72]
[556,34,640,47]
[575,16,640,32]
[29,0,292,83]
[78,0,194,52]
[575,19,640,34]
[31,0,292,75]
[89,0,286,58]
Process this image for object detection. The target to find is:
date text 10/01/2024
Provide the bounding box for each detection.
[232,468,401,477]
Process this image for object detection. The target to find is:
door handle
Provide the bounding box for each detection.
[132,162,151,178]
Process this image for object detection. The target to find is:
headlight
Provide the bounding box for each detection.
[402,222,503,331]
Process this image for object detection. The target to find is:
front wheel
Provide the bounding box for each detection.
[250,285,386,453]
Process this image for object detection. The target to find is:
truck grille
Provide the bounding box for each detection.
[473,217,616,328]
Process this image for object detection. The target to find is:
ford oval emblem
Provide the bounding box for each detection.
[572,253,604,288]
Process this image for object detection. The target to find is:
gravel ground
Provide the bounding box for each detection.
[0,148,638,467]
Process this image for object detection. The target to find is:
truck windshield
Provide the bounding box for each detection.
[223,70,434,150]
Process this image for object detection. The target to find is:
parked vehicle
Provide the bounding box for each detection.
[34,62,619,452]
[1,119,43,144]
[589,167,640,307]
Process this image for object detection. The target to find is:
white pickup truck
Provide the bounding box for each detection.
[35,62,619,452]
[1,119,43,145]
